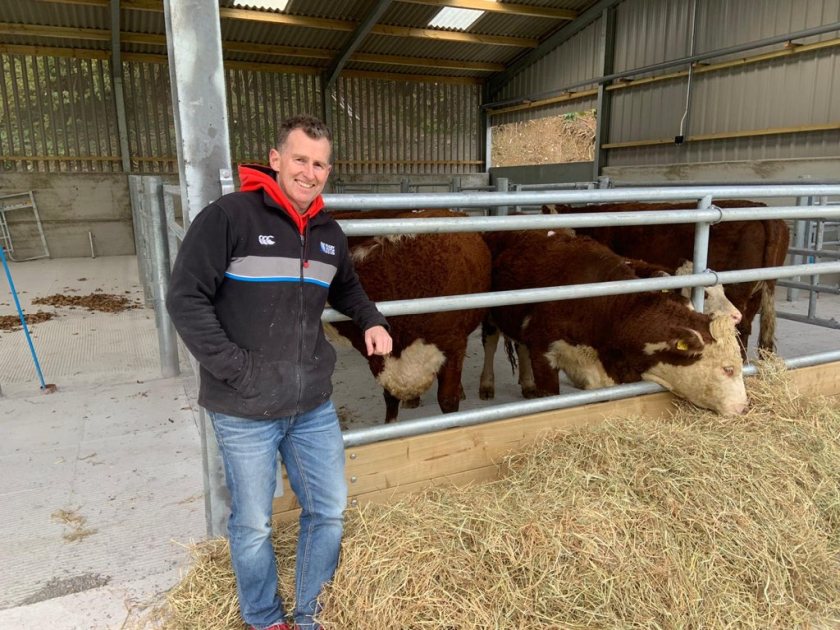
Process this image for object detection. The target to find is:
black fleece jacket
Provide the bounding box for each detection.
[166,164,387,419]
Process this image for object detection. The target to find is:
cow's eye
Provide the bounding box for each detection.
[723,366,735,377]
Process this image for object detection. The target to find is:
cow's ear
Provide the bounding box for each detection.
[668,327,705,354]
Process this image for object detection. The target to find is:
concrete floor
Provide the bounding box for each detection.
[0,255,838,629]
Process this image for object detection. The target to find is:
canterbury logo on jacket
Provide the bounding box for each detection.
[166,164,388,419]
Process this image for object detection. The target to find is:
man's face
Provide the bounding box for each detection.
[269,128,332,214]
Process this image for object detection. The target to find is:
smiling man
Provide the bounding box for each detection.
[166,115,392,630]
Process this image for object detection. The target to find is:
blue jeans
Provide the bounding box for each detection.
[209,401,347,630]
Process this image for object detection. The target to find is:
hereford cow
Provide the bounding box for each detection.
[328,209,491,423]
[545,200,790,355]
[478,239,741,401]
[485,229,748,415]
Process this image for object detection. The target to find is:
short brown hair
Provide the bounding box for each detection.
[276,115,333,152]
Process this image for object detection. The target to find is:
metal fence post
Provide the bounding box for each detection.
[691,194,713,312]
[128,175,154,307]
[788,196,810,302]
[143,176,180,378]
[492,177,509,216]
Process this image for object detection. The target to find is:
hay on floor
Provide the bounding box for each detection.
[157,357,840,629]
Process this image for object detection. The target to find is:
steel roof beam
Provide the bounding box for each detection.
[487,0,623,98]
[324,0,393,90]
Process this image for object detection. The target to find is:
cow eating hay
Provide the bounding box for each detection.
[156,359,840,629]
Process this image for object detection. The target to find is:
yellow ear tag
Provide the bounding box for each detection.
[677,340,689,351]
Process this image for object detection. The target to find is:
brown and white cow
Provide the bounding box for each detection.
[328,209,491,423]
[478,238,741,401]
[545,200,790,355]
[484,229,748,415]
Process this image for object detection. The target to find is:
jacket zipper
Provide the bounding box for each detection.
[296,232,305,413]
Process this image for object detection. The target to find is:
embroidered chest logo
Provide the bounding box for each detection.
[320,241,336,256]
[258,234,275,246]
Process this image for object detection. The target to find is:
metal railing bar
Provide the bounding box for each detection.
[323,185,840,210]
[342,350,840,447]
[336,205,840,236]
[322,262,840,322]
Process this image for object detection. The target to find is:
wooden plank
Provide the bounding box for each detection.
[786,361,840,396]
[218,8,355,31]
[273,464,501,524]
[371,24,537,48]
[272,361,840,523]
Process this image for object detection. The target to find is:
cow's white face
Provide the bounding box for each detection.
[642,316,748,415]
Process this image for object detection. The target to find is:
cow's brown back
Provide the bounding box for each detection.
[330,209,492,422]
[548,200,789,352]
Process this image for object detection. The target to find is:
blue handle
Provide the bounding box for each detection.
[0,246,48,389]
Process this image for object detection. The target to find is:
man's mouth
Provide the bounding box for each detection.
[295,179,315,189]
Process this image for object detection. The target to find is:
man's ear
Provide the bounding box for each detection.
[268,148,281,171]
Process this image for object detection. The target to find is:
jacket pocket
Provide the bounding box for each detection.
[237,354,298,415]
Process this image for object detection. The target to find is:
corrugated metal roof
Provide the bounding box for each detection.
[0,0,604,82]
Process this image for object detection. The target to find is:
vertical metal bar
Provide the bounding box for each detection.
[220,168,235,196]
[808,197,827,318]
[788,196,809,301]
[143,176,180,378]
[691,195,713,312]
[493,177,509,216]
[128,174,153,306]
[162,188,179,270]
[164,0,233,538]
[593,6,617,178]
[482,82,491,171]
[111,0,132,173]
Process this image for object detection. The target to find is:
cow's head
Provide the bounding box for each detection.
[674,261,742,324]
[641,315,748,415]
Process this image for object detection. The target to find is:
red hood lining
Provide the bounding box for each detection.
[237,163,324,234]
